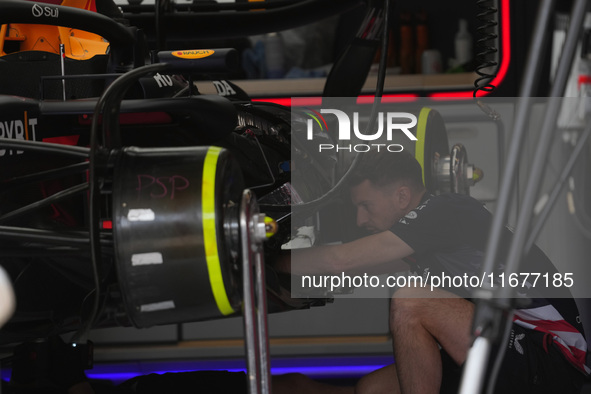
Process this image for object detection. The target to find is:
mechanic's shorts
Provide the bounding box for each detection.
[440,324,586,394]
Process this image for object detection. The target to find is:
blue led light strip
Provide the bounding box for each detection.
[2,356,394,385]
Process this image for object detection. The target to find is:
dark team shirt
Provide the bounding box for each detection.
[389,193,589,375]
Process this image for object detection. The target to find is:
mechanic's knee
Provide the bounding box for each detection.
[389,288,424,330]
[390,287,429,331]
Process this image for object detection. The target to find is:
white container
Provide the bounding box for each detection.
[455,19,473,65]
[422,49,442,74]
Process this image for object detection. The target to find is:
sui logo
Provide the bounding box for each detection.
[31,3,59,18]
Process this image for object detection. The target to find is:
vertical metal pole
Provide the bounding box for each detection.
[60,43,66,101]
[241,191,261,394]
[478,0,556,281]
[459,337,492,394]
[255,245,272,394]
[461,0,557,393]
[497,0,588,300]
[476,5,587,393]
[240,190,273,394]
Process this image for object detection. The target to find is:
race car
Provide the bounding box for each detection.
[0,0,336,343]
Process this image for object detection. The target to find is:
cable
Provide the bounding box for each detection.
[100,63,169,148]
[245,131,277,191]
[373,2,390,101]
[0,183,88,224]
[70,62,169,345]
[0,226,90,246]
[481,1,586,393]
[473,0,499,97]
[0,248,87,257]
[0,138,89,158]
[2,162,89,190]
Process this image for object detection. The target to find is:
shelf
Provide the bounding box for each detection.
[197,72,477,98]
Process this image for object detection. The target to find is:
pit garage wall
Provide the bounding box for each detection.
[87,100,591,364]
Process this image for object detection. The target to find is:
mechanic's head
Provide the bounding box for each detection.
[349,150,426,233]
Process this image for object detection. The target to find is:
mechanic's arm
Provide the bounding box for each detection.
[276,230,413,275]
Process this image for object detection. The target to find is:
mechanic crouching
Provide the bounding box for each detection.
[276,150,588,394]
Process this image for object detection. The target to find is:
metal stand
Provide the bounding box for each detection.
[240,190,272,394]
[460,0,589,392]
